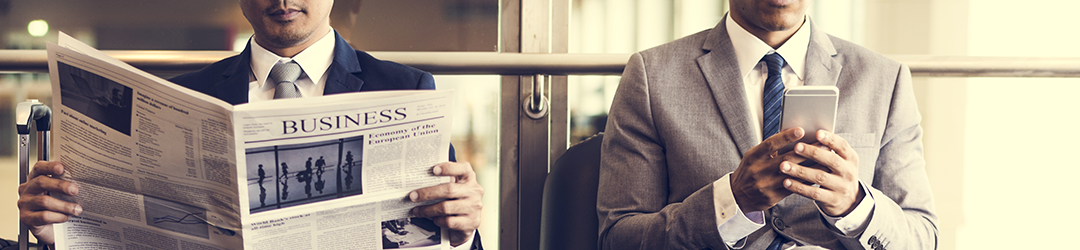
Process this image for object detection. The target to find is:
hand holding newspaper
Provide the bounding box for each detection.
[45,32,455,250]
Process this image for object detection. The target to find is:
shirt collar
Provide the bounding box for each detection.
[725,14,811,80]
[249,29,336,87]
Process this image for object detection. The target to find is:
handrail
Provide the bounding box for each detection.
[3,50,1080,77]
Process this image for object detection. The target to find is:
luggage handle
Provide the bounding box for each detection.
[16,99,52,250]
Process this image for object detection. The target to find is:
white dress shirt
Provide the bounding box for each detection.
[245,29,477,250]
[247,29,336,102]
[711,14,876,247]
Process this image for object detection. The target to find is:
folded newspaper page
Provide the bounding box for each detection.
[46,32,454,250]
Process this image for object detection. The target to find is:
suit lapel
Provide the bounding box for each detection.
[323,31,365,95]
[214,43,253,105]
[802,20,842,87]
[698,17,759,156]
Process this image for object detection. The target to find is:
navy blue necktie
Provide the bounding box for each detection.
[767,235,788,250]
[761,53,786,140]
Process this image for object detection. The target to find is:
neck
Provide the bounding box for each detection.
[730,16,803,49]
[255,26,332,57]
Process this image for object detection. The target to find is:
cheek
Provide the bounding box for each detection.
[240,1,260,15]
[786,11,805,23]
[240,4,263,24]
[317,5,334,20]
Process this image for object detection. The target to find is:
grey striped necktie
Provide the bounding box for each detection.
[271,61,303,99]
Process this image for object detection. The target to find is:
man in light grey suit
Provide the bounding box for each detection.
[597,0,937,249]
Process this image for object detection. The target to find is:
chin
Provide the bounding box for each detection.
[760,17,802,31]
[260,32,306,47]
[263,26,312,44]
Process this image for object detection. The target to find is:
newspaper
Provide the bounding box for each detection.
[45,33,455,250]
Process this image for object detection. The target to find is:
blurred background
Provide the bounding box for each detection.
[2,0,1078,250]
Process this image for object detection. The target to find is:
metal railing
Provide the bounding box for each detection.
[4,50,1080,77]
[4,49,1080,250]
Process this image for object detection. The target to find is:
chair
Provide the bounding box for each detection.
[540,133,603,250]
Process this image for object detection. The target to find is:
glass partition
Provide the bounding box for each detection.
[432,75,501,249]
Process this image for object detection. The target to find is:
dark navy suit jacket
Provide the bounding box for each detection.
[168,31,459,160]
[168,32,480,249]
[169,31,435,106]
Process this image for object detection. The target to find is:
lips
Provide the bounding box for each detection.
[765,0,797,6]
[268,9,304,21]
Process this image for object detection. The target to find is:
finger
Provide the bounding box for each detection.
[794,143,846,174]
[777,149,820,169]
[19,195,82,227]
[783,178,841,206]
[743,152,806,184]
[815,130,856,161]
[426,213,482,232]
[20,175,78,196]
[427,214,480,247]
[432,162,476,183]
[28,161,64,179]
[21,209,77,227]
[18,193,83,217]
[780,161,842,190]
[410,198,483,218]
[409,182,484,202]
[777,149,809,163]
[753,127,805,157]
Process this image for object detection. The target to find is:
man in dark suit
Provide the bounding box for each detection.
[18,0,483,249]
[598,0,937,249]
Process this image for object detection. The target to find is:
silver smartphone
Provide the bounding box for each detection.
[776,86,839,154]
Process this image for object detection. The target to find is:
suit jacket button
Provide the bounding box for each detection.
[868,235,879,245]
[772,217,786,229]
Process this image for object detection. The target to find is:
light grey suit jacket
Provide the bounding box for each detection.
[598,18,938,250]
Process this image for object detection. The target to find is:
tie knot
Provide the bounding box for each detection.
[271,61,303,99]
[270,61,302,84]
[761,53,785,75]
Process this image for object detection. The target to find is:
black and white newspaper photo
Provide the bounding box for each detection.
[245,135,364,213]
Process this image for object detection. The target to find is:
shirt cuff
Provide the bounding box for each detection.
[713,174,766,247]
[819,182,875,236]
[450,230,477,250]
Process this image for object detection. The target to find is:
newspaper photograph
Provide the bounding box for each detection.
[45,32,455,250]
[233,90,454,250]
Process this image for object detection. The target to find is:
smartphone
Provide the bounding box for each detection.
[776,86,839,154]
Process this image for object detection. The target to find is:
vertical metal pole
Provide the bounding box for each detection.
[38,131,50,162]
[519,0,550,249]
[499,1,523,250]
[549,0,570,165]
[502,0,569,249]
[516,74,547,250]
[18,134,30,250]
[17,100,50,250]
[499,75,521,250]
[29,131,49,250]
